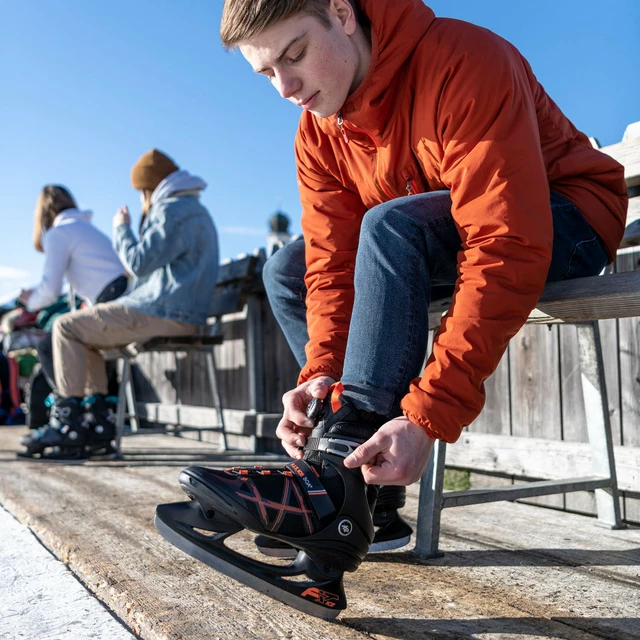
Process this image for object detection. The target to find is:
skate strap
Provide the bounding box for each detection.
[305,435,361,459]
[285,459,335,521]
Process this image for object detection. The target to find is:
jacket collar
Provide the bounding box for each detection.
[314,0,435,140]
[52,208,93,227]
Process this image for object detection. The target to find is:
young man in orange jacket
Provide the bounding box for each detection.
[158,0,627,614]
[224,0,626,483]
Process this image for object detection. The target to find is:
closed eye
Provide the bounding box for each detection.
[288,48,306,64]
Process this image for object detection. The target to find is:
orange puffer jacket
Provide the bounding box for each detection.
[295,0,628,442]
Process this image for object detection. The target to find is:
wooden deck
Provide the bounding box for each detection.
[1,425,638,640]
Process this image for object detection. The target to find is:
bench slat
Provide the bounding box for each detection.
[142,335,223,351]
[428,270,640,328]
[531,270,640,323]
[216,255,258,286]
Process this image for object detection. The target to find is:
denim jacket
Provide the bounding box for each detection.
[113,183,218,326]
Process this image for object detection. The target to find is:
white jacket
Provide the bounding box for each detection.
[28,209,125,311]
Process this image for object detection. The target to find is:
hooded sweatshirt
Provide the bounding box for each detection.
[28,209,125,311]
[113,170,219,326]
[295,0,628,443]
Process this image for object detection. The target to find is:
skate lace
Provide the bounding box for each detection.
[224,465,296,478]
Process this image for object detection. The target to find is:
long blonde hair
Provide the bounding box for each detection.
[33,185,77,253]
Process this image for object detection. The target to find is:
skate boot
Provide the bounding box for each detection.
[255,484,413,557]
[82,394,118,459]
[17,397,88,460]
[155,384,386,618]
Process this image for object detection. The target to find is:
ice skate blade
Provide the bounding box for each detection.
[369,534,412,552]
[87,445,120,461]
[255,544,298,559]
[256,534,412,558]
[16,450,89,464]
[16,451,87,465]
[155,507,345,619]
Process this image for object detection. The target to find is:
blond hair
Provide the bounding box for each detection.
[220,0,334,49]
[32,185,77,253]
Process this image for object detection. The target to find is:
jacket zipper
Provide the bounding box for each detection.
[337,111,396,200]
[337,113,350,144]
[406,178,414,196]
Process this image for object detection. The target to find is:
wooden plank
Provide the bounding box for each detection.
[599,136,640,187]
[261,296,300,413]
[446,432,640,492]
[508,325,561,438]
[216,254,258,285]
[622,194,640,226]
[209,287,243,317]
[469,351,511,435]
[616,253,640,447]
[530,270,640,323]
[508,324,563,507]
[136,403,258,435]
[557,324,597,515]
[428,270,640,329]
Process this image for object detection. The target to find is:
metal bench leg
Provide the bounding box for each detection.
[414,439,447,558]
[576,322,623,528]
[206,350,228,452]
[115,358,129,453]
[125,362,140,433]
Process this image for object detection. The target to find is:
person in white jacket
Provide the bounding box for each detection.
[17,185,127,429]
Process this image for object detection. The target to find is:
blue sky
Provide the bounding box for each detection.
[1,0,638,302]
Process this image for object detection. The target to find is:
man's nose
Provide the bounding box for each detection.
[275,72,301,100]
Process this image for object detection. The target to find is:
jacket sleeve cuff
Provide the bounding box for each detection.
[400,378,467,444]
[298,361,342,386]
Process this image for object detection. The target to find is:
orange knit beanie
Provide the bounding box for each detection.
[130,149,179,191]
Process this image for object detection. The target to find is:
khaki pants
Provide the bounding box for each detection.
[52,302,197,398]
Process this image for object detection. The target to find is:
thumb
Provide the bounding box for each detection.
[344,434,385,469]
[308,377,334,399]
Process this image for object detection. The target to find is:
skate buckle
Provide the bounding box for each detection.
[317,437,359,458]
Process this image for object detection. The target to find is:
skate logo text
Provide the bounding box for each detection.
[290,463,314,490]
[300,587,339,607]
[338,519,352,536]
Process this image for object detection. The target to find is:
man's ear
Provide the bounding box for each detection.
[328,0,358,36]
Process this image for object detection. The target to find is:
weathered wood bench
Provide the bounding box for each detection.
[106,253,264,454]
[417,271,640,556]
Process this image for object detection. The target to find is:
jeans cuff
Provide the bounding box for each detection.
[341,383,401,418]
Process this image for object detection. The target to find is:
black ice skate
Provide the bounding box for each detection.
[82,394,118,459]
[155,384,386,618]
[255,484,413,557]
[18,397,89,460]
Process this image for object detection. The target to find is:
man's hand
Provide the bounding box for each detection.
[276,376,336,459]
[18,288,34,307]
[344,416,435,485]
[113,206,131,227]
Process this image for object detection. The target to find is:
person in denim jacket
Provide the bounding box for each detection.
[19,150,219,460]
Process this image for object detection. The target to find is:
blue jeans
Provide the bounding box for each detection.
[262,191,609,417]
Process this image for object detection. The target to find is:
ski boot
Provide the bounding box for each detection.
[17,397,89,460]
[155,384,386,618]
[255,484,412,557]
[82,394,118,459]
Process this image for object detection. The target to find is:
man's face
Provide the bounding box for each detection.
[239,3,365,119]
